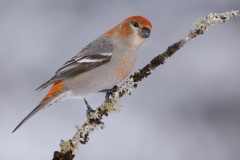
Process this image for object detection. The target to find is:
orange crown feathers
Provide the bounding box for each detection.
[104,16,152,39]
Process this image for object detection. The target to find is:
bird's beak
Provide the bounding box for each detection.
[139,27,151,38]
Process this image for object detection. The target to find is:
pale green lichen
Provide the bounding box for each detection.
[101,101,123,114]
[100,102,114,113]
[111,100,123,113]
[194,17,204,28]
[60,140,78,154]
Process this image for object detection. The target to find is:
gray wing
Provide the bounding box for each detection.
[36,37,113,91]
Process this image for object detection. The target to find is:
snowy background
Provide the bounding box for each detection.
[1,1,240,160]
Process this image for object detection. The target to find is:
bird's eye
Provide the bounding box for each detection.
[132,21,139,28]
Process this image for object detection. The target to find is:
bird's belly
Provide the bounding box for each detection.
[65,61,133,98]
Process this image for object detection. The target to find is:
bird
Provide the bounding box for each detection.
[12,15,152,132]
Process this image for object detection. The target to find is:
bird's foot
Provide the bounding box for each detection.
[83,98,95,115]
[100,85,119,102]
[99,85,119,93]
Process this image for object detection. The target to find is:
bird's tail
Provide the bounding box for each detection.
[12,81,67,133]
[12,103,44,133]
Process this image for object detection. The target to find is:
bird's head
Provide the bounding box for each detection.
[104,16,152,47]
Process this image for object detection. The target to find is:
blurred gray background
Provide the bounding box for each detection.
[1,0,240,160]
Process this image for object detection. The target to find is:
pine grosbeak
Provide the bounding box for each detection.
[13,16,152,132]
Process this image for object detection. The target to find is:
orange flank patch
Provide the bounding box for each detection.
[41,81,66,103]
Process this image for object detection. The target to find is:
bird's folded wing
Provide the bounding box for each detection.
[36,37,113,91]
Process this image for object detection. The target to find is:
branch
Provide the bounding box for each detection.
[53,9,240,160]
